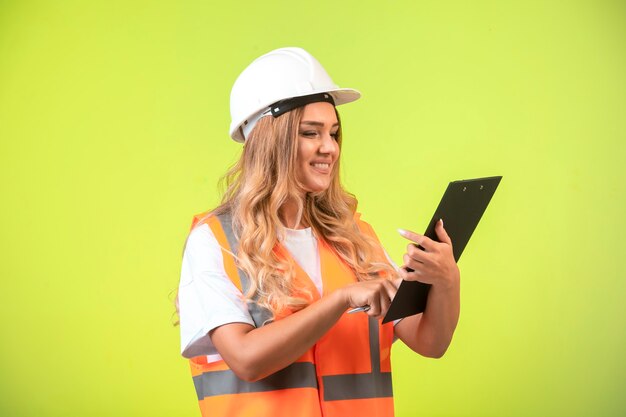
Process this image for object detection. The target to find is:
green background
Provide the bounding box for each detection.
[1,0,624,416]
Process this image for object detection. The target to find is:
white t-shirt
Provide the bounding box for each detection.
[179,223,397,362]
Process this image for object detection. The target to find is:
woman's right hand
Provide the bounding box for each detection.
[340,278,400,319]
[211,277,401,382]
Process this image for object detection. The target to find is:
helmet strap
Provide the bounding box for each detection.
[270,92,335,118]
[240,92,336,140]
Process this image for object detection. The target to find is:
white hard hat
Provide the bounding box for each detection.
[229,47,361,142]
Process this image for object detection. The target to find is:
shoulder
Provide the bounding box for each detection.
[186,222,216,247]
[189,210,223,231]
[185,210,228,248]
[353,212,378,237]
[183,222,223,269]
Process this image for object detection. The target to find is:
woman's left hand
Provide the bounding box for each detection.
[397,219,460,290]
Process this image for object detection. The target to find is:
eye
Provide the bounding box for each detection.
[300,130,318,138]
[331,131,339,140]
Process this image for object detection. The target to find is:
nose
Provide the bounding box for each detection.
[318,132,338,155]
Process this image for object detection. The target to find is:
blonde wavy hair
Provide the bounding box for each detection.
[211,106,394,318]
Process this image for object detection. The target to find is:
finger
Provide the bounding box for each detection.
[381,279,398,300]
[403,253,427,271]
[366,296,381,317]
[435,219,453,246]
[376,280,394,308]
[379,291,391,316]
[398,267,408,279]
[406,244,428,262]
[400,258,419,273]
[367,306,382,318]
[398,228,436,250]
[400,265,429,282]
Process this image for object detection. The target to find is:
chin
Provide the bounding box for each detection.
[300,173,334,194]
[311,185,331,194]
[304,183,331,194]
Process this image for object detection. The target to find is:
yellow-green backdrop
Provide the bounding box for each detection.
[1,1,624,416]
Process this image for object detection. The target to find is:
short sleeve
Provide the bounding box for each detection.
[178,223,254,359]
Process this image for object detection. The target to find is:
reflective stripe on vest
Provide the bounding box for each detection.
[216,213,274,327]
[193,361,317,399]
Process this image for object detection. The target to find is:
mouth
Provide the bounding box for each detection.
[310,162,332,174]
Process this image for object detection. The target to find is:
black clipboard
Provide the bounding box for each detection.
[382,176,502,324]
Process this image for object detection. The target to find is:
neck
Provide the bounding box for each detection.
[280,198,308,229]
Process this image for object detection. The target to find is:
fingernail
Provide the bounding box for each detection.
[397,228,409,237]
[439,218,444,226]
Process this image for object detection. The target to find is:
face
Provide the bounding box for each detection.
[296,102,340,194]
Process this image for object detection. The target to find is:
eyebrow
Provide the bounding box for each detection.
[300,121,340,127]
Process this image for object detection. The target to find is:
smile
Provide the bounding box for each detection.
[310,162,332,173]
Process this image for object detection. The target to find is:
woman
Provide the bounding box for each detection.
[178,47,460,417]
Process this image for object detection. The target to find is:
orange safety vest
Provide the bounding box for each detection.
[187,212,395,417]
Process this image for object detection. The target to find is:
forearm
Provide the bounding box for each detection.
[212,289,349,381]
[415,280,460,357]
[394,277,460,358]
